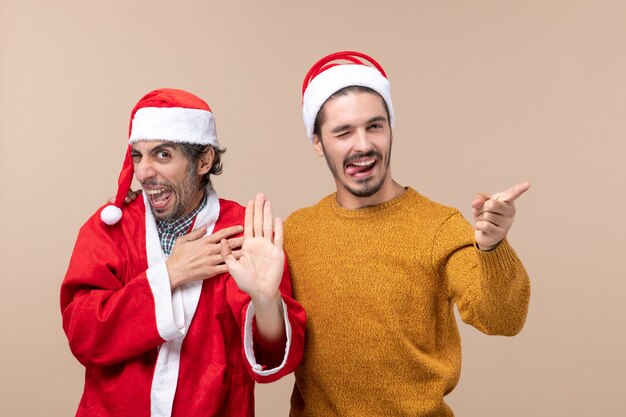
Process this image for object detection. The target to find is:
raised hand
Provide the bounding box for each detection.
[166,225,244,289]
[472,181,530,251]
[221,193,286,343]
[221,193,284,302]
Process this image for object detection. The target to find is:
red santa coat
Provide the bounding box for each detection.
[61,191,306,417]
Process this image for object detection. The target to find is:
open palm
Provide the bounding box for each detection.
[221,194,284,300]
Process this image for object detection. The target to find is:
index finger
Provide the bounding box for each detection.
[498,181,531,203]
[184,225,207,241]
[206,224,243,243]
[244,200,254,239]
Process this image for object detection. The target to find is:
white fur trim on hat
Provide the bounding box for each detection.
[129,107,219,147]
[302,64,394,142]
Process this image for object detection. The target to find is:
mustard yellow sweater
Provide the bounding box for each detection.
[284,188,530,417]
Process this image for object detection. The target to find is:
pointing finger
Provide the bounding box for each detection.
[497,181,531,203]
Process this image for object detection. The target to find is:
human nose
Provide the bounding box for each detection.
[134,158,155,182]
[352,128,373,152]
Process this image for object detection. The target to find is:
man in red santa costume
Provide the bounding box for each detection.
[60,88,306,417]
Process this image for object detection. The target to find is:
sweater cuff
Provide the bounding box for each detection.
[146,261,186,340]
[243,298,292,376]
[477,239,519,278]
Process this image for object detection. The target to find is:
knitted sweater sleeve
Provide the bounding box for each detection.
[433,212,531,336]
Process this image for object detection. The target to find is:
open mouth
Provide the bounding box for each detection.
[345,158,377,179]
[144,187,173,210]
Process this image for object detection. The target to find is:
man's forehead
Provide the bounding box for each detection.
[323,92,388,123]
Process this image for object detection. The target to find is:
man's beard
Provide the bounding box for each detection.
[147,165,201,222]
[323,143,392,199]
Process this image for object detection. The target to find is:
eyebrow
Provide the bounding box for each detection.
[131,142,177,156]
[330,115,388,134]
[366,116,388,124]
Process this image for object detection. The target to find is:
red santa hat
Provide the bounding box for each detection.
[301,51,394,142]
[100,88,219,225]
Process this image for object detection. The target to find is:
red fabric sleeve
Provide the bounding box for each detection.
[60,219,165,367]
[224,255,306,384]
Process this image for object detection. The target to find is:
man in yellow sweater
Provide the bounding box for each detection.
[284,51,531,416]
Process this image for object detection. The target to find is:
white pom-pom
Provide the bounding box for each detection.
[101,205,122,225]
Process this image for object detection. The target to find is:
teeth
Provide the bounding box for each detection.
[351,159,375,166]
[145,189,164,195]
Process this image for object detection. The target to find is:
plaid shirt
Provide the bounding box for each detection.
[157,192,208,256]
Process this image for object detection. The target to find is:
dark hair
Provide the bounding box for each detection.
[178,143,225,190]
[312,86,391,141]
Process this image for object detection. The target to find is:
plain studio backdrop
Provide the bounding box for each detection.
[1,1,624,416]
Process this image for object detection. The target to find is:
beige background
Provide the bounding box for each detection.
[1,1,625,416]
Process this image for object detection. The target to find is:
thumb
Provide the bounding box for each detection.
[220,239,237,267]
[471,193,491,210]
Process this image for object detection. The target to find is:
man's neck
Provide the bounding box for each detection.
[158,189,207,227]
[180,189,207,219]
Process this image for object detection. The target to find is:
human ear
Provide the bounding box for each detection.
[312,135,325,157]
[197,146,215,175]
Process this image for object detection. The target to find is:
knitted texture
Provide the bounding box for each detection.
[284,187,530,417]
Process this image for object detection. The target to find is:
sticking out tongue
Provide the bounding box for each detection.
[346,160,375,176]
[150,189,173,209]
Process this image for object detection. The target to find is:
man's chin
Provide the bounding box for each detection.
[345,168,390,198]
[150,205,176,222]
[349,188,380,198]
[346,181,383,198]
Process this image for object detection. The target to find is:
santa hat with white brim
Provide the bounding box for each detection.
[301,51,395,142]
[100,88,219,225]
